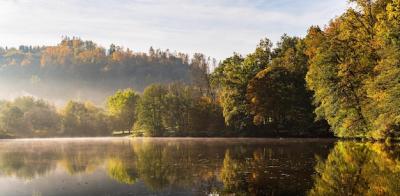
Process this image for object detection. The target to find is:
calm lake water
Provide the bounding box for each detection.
[0,138,398,196]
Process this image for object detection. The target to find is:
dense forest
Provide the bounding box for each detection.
[0,34,330,138]
[0,0,399,139]
[305,0,400,139]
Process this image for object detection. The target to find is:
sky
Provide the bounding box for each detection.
[0,0,348,60]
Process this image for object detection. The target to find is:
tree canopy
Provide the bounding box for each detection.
[305,0,400,139]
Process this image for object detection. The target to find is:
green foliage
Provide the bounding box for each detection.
[213,36,326,136]
[0,105,26,136]
[135,84,168,136]
[0,97,60,137]
[61,101,110,137]
[247,36,320,136]
[107,88,139,133]
[211,38,272,132]
[134,83,225,137]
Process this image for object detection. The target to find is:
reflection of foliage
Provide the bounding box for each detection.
[59,142,119,175]
[220,149,273,195]
[132,139,224,192]
[309,142,400,196]
[0,145,59,180]
[106,158,137,185]
[218,144,326,196]
[59,155,98,175]
[0,139,338,195]
[133,140,187,190]
[0,141,125,179]
[220,150,247,194]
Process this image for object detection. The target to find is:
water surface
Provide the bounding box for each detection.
[0,138,397,195]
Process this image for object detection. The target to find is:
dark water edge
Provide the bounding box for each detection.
[0,138,398,195]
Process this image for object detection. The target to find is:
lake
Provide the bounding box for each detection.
[0,138,398,196]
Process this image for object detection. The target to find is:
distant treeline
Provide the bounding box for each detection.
[0,97,109,138]
[0,37,214,103]
[1,0,399,139]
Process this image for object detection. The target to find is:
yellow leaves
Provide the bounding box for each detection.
[387,0,400,21]
[40,46,72,66]
[304,26,324,58]
[40,38,108,67]
[111,51,124,62]
[304,0,400,139]
[77,49,104,64]
[106,158,136,185]
[310,141,400,196]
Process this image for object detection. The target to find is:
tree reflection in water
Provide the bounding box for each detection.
[0,145,60,180]
[309,141,400,196]
[0,138,343,195]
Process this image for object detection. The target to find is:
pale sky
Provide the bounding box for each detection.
[0,0,348,59]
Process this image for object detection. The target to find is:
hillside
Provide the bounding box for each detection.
[0,37,212,104]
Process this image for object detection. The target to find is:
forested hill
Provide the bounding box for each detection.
[0,37,213,104]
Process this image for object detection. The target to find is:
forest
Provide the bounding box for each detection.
[0,0,399,139]
[0,37,203,103]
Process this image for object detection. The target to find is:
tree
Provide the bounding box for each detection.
[108,44,116,55]
[247,67,296,133]
[134,84,168,136]
[211,38,272,133]
[162,83,193,136]
[107,89,139,134]
[61,101,109,137]
[0,105,26,137]
[0,97,60,137]
[189,53,212,95]
[305,0,399,139]
[247,36,321,136]
[366,0,400,138]
[134,83,225,137]
[162,83,225,136]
